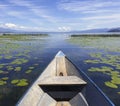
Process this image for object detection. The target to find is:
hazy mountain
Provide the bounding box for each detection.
[70,28,109,33]
[0,27,16,33]
[0,27,120,33]
[108,28,120,32]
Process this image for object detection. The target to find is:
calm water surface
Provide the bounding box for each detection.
[0,34,120,106]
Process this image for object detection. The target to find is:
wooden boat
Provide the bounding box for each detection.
[17,51,115,106]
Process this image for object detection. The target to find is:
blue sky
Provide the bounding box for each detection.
[0,0,120,31]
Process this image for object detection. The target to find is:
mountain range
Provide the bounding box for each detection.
[0,27,120,33]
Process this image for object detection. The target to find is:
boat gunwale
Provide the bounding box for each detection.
[66,57,115,106]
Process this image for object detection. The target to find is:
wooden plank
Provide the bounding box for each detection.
[56,102,71,106]
[37,93,56,106]
[38,76,86,85]
[56,57,67,76]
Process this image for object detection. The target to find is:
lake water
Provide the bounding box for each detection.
[0,33,120,106]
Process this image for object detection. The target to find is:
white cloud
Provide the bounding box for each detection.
[82,14,120,20]
[5,23,17,28]
[8,0,58,23]
[0,22,57,31]
[58,26,71,31]
[58,0,120,13]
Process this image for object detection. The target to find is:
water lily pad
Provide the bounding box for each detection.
[118,92,120,94]
[11,58,28,65]
[25,70,32,74]
[0,80,7,85]
[1,77,9,81]
[0,64,4,68]
[29,67,34,69]
[0,56,2,59]
[16,80,28,86]
[111,77,120,84]
[88,66,113,73]
[4,55,13,59]
[0,70,8,74]
[7,66,14,71]
[85,59,100,64]
[11,79,19,84]
[11,79,28,86]
[14,67,21,71]
[105,81,118,89]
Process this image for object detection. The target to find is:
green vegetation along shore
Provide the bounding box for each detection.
[71,34,120,37]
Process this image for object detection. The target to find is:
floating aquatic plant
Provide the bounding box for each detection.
[118,92,120,94]
[1,77,8,81]
[7,66,14,71]
[0,70,8,74]
[0,70,4,74]
[4,55,13,59]
[29,67,34,70]
[0,77,8,85]
[0,80,7,86]
[105,81,118,89]
[16,79,28,86]
[25,70,32,74]
[85,59,100,64]
[88,66,113,73]
[11,58,28,65]
[68,36,120,52]
[0,64,4,68]
[0,56,2,59]
[14,67,21,71]
[90,53,102,58]
[11,79,19,84]
[11,79,28,86]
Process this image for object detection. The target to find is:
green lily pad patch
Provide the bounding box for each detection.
[1,77,9,81]
[11,58,28,65]
[7,66,14,71]
[118,92,120,94]
[0,70,8,74]
[0,77,8,86]
[14,67,21,71]
[25,70,32,74]
[29,67,34,69]
[11,79,28,86]
[0,80,7,86]
[105,81,118,89]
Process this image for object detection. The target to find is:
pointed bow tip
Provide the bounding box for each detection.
[55,51,66,57]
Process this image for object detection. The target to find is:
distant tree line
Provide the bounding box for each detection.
[2,33,48,36]
[71,34,120,37]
